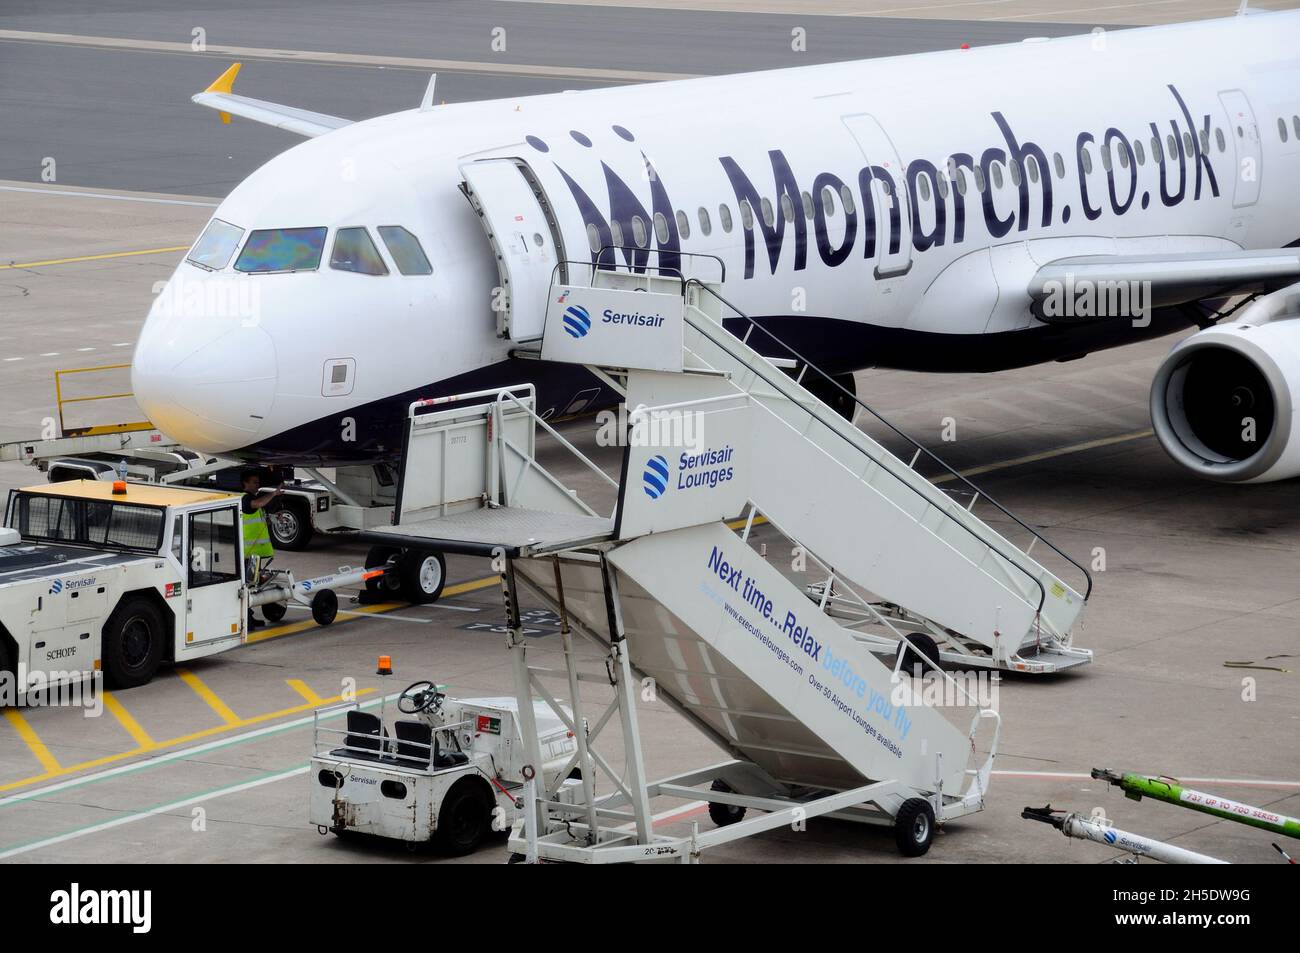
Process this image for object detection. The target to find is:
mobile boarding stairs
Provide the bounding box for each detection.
[361,263,1093,862]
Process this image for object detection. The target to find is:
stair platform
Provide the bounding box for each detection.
[359,507,614,557]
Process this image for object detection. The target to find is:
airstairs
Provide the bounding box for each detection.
[359,258,1094,862]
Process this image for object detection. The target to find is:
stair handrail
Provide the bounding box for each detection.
[683,278,1093,602]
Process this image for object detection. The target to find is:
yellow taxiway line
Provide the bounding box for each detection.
[1,709,61,774]
[102,692,156,751]
[0,245,188,270]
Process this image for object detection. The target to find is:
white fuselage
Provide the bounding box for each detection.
[131,12,1300,464]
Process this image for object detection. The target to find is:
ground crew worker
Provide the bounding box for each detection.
[241,469,283,629]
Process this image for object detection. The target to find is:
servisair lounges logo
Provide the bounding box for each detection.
[643,447,736,500]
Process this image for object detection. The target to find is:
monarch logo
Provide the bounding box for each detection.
[49,580,63,594]
[563,305,592,338]
[1104,829,1117,845]
[643,455,669,499]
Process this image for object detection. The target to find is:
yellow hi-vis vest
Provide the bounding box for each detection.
[242,506,275,558]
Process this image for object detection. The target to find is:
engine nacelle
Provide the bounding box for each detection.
[1150,319,1300,483]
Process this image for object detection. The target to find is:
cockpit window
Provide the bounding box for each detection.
[330,227,388,275]
[234,227,327,273]
[377,226,433,276]
[187,218,244,271]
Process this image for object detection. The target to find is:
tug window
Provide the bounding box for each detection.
[378,226,432,276]
[235,227,327,273]
[187,218,244,271]
[330,227,388,276]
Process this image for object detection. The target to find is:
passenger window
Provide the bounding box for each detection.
[991,161,1005,188]
[973,167,986,192]
[1010,161,1023,186]
[801,191,814,220]
[653,212,669,244]
[1199,129,1210,153]
[631,215,648,247]
[330,227,388,276]
[780,194,794,221]
[675,209,690,240]
[1280,118,1289,143]
[377,226,432,276]
[586,223,601,252]
[917,176,931,202]
[739,200,754,230]
[1293,116,1300,140]
[760,198,774,228]
[697,207,712,236]
[1183,131,1193,154]
[1100,146,1111,173]
[820,187,835,216]
[235,227,327,273]
[187,218,244,271]
[1215,127,1227,152]
[937,175,949,199]
[1078,150,1091,176]
[1118,146,1129,168]
[189,508,240,587]
[1053,152,1065,179]
[1027,156,1040,182]
[839,185,856,215]
[1151,136,1164,163]
[955,169,967,195]
[718,204,733,233]
[611,220,625,246]
[1167,134,1177,157]
[1135,139,1146,165]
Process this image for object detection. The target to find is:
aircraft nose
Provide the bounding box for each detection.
[133,325,278,454]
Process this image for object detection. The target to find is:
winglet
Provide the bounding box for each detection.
[205,62,242,95]
[204,62,242,123]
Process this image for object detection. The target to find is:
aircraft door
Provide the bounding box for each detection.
[1218,89,1261,208]
[460,158,570,341]
[842,114,912,279]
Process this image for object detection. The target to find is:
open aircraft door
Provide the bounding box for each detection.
[460,157,579,342]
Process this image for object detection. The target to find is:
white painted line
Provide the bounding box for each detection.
[992,770,1300,788]
[424,603,482,612]
[0,185,218,208]
[38,352,58,357]
[282,604,433,624]
[112,342,132,347]
[3,357,22,362]
[0,691,400,809]
[0,766,308,859]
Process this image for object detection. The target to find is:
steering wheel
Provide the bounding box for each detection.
[398,679,445,714]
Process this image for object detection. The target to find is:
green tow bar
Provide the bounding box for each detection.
[1093,768,1300,840]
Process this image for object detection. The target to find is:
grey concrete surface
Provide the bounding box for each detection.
[0,1,1098,194]
[0,185,1297,865]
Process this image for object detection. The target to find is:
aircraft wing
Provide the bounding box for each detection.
[1028,248,1300,322]
[1029,245,1300,319]
[192,63,350,138]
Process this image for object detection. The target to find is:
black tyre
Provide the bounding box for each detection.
[805,371,858,421]
[364,546,402,595]
[894,798,936,857]
[311,589,339,627]
[435,780,492,856]
[261,602,287,623]
[399,549,446,604]
[102,596,166,689]
[708,778,747,827]
[267,498,313,551]
[900,633,941,675]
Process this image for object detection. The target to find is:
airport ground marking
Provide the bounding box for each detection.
[0,764,312,860]
[1,708,61,774]
[176,668,241,726]
[935,429,1154,484]
[0,685,378,797]
[0,183,218,207]
[102,692,156,750]
[286,679,324,706]
[0,30,694,83]
[249,575,500,643]
[0,245,188,270]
